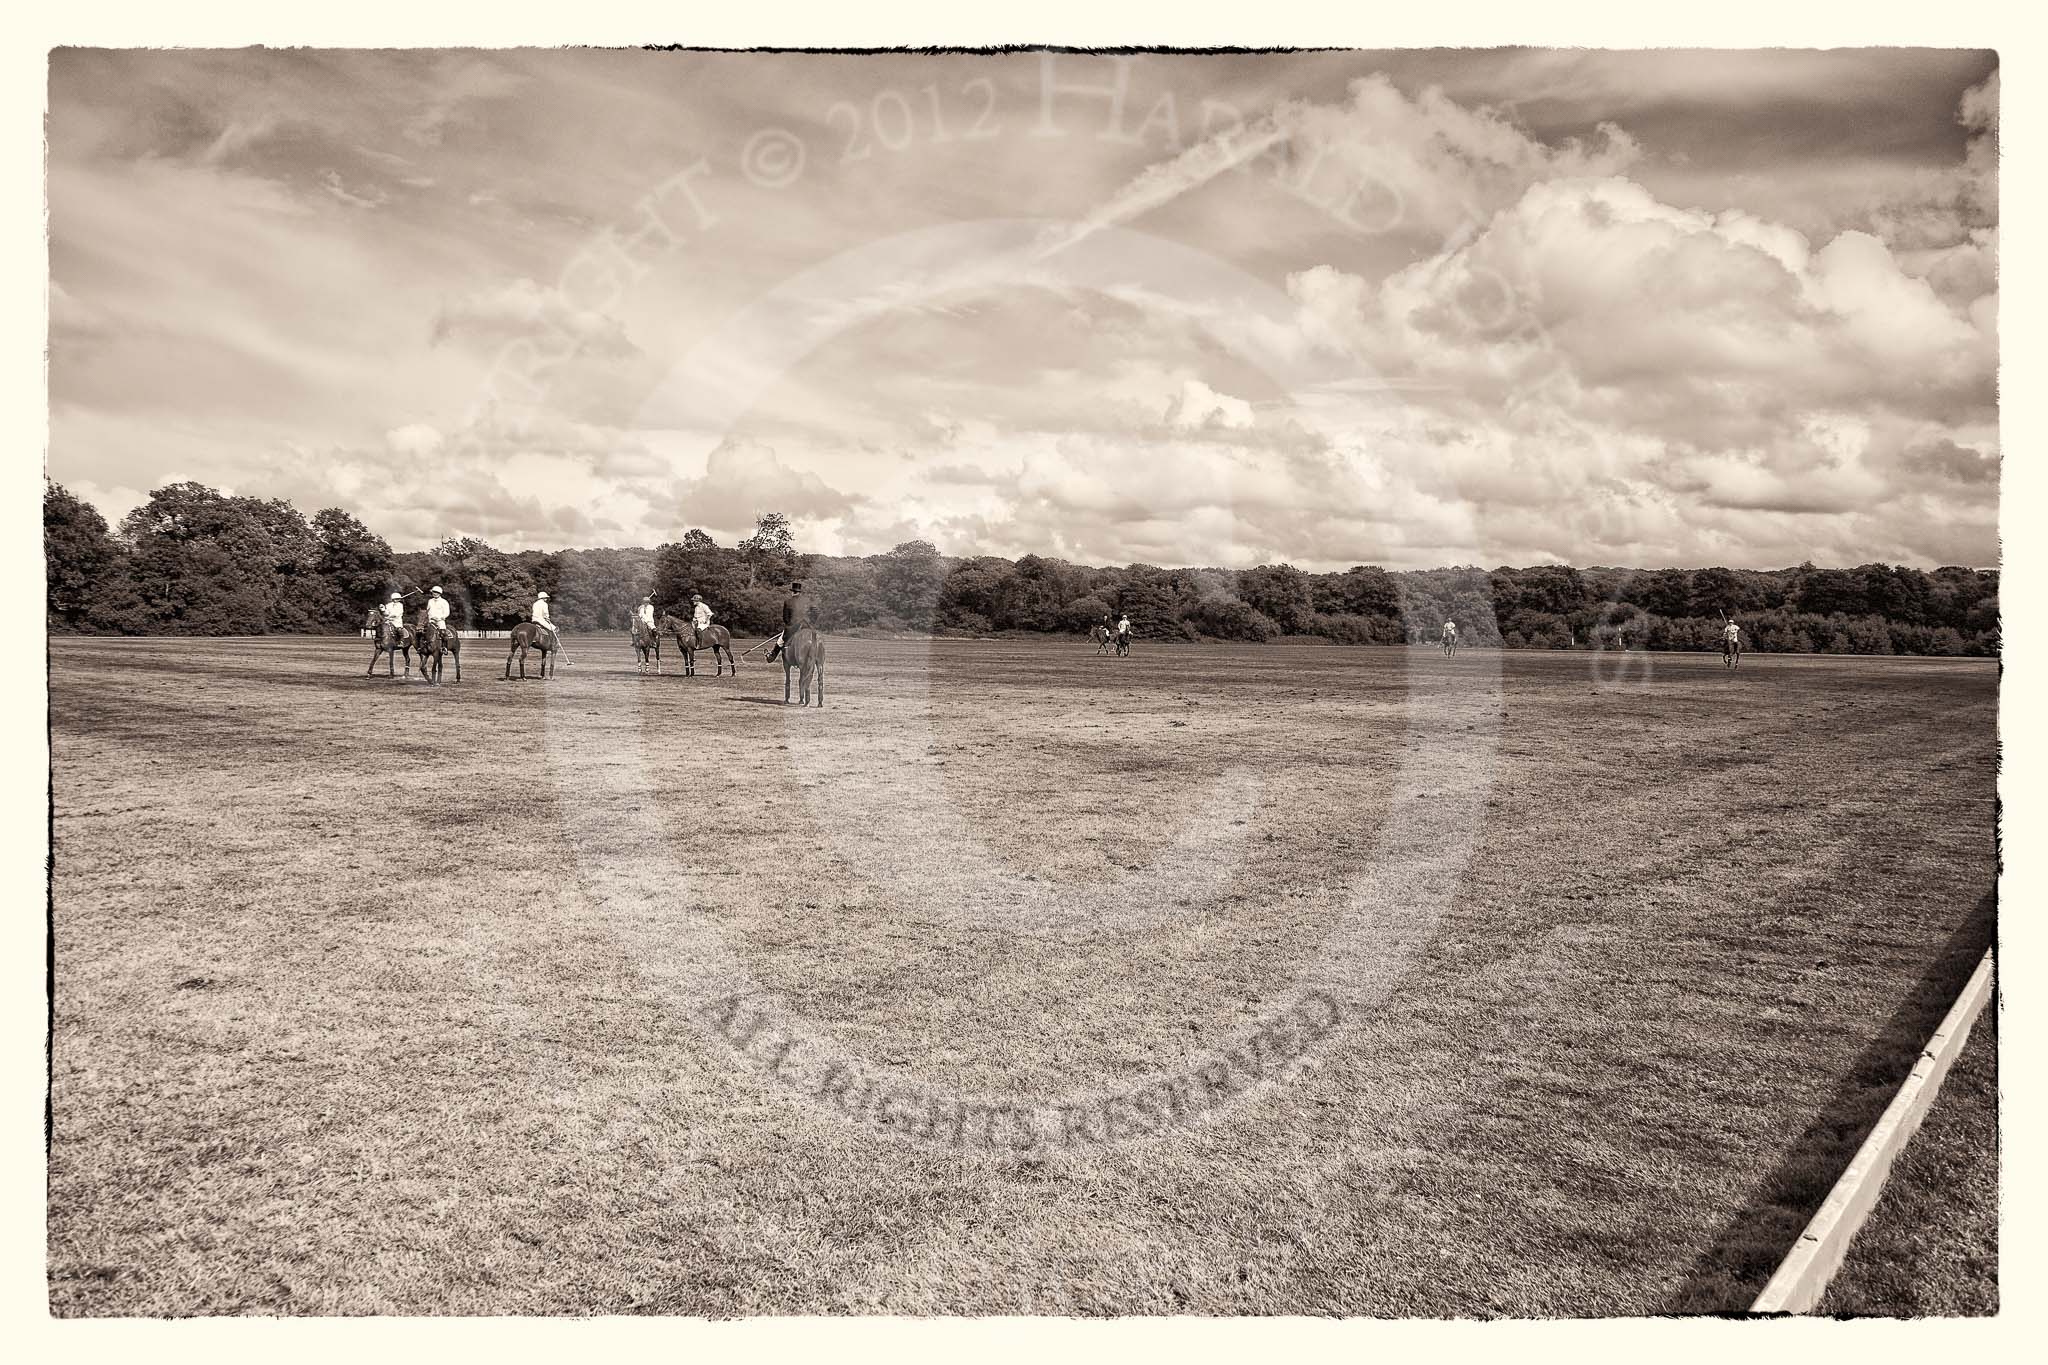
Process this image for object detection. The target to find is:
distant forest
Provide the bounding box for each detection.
[45,480,2000,656]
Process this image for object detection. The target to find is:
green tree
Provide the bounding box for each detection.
[313,508,395,626]
[44,482,143,632]
[738,512,796,588]
[875,540,947,627]
[1239,564,1314,634]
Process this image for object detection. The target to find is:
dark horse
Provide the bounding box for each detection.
[632,616,663,674]
[782,625,824,706]
[1723,634,1743,670]
[1092,624,1113,655]
[503,621,557,680]
[661,613,737,677]
[1115,629,1131,657]
[415,611,461,685]
[364,608,413,679]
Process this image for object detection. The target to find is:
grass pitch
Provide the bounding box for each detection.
[47,635,1996,1315]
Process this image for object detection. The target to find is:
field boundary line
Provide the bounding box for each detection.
[1750,945,1997,1314]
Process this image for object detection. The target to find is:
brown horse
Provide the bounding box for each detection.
[1092,624,1113,655]
[364,608,414,678]
[503,621,557,679]
[1723,635,1742,670]
[662,613,736,677]
[415,610,461,685]
[632,616,663,674]
[782,625,824,706]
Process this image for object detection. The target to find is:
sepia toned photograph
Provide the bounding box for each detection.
[43,40,2000,1319]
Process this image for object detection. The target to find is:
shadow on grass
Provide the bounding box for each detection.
[1662,887,1997,1313]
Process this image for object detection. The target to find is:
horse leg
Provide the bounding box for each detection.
[784,662,792,704]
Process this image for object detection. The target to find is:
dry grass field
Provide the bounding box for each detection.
[47,634,1997,1316]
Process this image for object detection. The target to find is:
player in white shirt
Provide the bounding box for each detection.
[532,591,565,660]
[690,593,713,645]
[425,585,451,640]
[380,591,406,645]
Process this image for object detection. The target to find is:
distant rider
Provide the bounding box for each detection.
[637,594,657,636]
[1724,618,1741,651]
[1442,620,1458,652]
[690,592,713,646]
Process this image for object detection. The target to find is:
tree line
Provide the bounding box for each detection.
[45,480,1999,656]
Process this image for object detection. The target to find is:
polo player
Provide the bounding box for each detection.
[425,585,452,644]
[380,590,406,649]
[532,590,562,658]
[637,595,657,637]
[689,593,713,647]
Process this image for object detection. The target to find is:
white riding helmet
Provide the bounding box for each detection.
[389,591,402,600]
[537,591,549,600]
[431,585,443,594]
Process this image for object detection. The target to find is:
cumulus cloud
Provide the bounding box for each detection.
[430,278,637,358]
[385,422,444,456]
[1275,161,1995,564]
[644,439,860,538]
[45,50,1998,568]
[1163,378,1255,431]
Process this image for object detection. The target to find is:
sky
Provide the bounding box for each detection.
[46,47,1998,570]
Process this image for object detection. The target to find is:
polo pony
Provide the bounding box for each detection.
[503,621,557,680]
[364,607,413,679]
[661,612,736,677]
[415,609,460,685]
[782,624,824,707]
[632,616,663,674]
